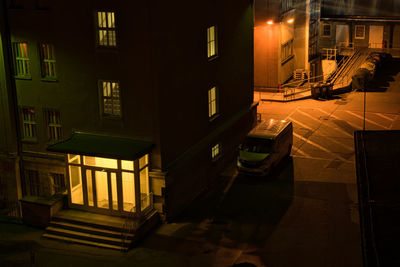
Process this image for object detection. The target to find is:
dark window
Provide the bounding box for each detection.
[44,109,62,141]
[51,173,66,193]
[22,170,40,197]
[21,107,37,140]
[40,44,57,79]
[322,24,331,37]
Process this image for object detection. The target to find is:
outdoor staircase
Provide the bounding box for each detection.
[42,209,159,251]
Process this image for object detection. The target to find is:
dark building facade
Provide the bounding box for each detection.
[0,0,257,224]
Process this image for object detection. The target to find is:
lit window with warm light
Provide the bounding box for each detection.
[96,11,116,47]
[211,143,221,160]
[67,154,151,213]
[13,42,31,78]
[207,25,217,58]
[208,86,218,118]
[100,81,121,117]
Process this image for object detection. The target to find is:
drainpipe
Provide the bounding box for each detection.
[0,1,24,202]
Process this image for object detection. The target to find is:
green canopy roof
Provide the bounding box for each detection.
[47,132,153,160]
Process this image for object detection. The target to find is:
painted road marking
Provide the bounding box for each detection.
[344,110,390,129]
[374,112,396,122]
[318,108,362,130]
[288,116,353,151]
[295,108,353,138]
[293,132,351,163]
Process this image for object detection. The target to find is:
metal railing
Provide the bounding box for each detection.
[120,192,153,251]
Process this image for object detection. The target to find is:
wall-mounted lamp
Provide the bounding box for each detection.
[287,18,294,24]
[267,20,274,25]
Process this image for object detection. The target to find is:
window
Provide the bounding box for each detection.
[13,42,30,78]
[211,143,221,160]
[100,81,121,116]
[207,26,217,58]
[22,170,40,197]
[281,39,294,63]
[355,25,365,39]
[21,107,37,140]
[50,173,66,194]
[96,11,116,47]
[322,24,331,37]
[208,86,217,118]
[44,109,61,141]
[40,44,57,79]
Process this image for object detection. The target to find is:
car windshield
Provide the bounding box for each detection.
[242,137,273,153]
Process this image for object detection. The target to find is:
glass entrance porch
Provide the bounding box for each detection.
[67,154,151,215]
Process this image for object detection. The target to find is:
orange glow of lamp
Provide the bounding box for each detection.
[267,20,274,25]
[287,18,294,24]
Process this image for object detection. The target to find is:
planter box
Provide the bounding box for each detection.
[20,194,66,228]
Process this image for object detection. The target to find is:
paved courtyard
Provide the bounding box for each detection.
[1,59,400,267]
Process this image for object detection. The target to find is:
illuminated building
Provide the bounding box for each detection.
[319,0,400,53]
[0,0,257,245]
[254,0,321,91]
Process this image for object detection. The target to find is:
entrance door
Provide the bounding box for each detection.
[84,169,119,212]
[369,25,384,48]
[336,24,350,47]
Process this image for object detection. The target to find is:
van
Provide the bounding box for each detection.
[237,119,293,176]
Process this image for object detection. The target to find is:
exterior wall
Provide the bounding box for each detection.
[0,2,20,206]
[150,0,255,218]
[254,24,279,89]
[164,104,257,220]
[4,0,256,220]
[254,0,308,89]
[393,25,400,48]
[319,21,397,51]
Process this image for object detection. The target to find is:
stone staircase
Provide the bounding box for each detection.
[42,209,159,251]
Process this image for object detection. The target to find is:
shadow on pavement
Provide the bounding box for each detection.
[169,156,294,245]
[360,59,400,92]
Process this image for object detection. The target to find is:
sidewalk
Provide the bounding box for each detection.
[254,87,312,102]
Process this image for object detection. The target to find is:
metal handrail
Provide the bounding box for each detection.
[120,192,153,251]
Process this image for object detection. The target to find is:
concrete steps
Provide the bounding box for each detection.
[43,209,160,251]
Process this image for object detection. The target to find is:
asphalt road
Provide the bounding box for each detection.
[1,60,400,267]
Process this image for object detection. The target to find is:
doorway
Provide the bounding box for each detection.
[67,154,150,215]
[336,24,350,47]
[369,25,384,48]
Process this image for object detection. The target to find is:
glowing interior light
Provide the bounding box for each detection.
[287,19,294,24]
[267,20,274,25]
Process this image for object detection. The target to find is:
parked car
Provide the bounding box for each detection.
[237,119,293,176]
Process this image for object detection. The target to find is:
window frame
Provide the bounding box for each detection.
[208,86,218,120]
[321,23,331,37]
[281,39,294,64]
[99,80,122,118]
[207,25,218,60]
[12,42,31,79]
[95,10,117,48]
[39,43,57,81]
[21,107,37,142]
[211,143,221,161]
[355,25,366,39]
[44,108,62,142]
